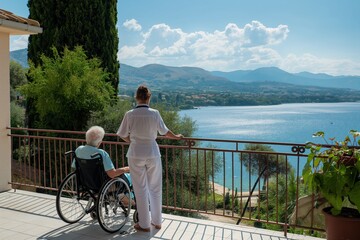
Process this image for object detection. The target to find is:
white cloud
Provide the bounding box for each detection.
[123,19,142,31]
[10,35,28,51]
[244,47,282,66]
[118,44,146,59]
[119,20,290,71]
[118,19,360,75]
[243,21,289,46]
[142,24,185,55]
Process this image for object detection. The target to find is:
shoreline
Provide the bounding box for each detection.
[210,181,260,197]
[183,101,360,111]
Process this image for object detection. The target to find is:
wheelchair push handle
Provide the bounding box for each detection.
[65,150,75,156]
[91,152,102,159]
[64,150,101,159]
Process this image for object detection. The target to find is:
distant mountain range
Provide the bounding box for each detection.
[120,63,360,92]
[120,63,233,91]
[10,48,28,68]
[11,48,360,91]
[212,67,360,90]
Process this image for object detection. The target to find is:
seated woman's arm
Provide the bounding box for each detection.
[106,166,130,178]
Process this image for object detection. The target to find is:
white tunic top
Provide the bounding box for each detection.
[117,105,169,158]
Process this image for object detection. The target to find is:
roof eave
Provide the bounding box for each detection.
[0,18,42,35]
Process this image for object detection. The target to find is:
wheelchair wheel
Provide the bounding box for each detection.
[56,172,92,223]
[133,209,139,223]
[97,177,132,233]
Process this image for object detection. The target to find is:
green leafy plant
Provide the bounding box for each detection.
[303,130,360,216]
[19,46,114,130]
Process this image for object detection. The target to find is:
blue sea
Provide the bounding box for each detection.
[179,102,360,190]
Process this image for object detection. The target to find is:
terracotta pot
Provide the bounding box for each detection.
[340,154,357,166]
[323,207,360,240]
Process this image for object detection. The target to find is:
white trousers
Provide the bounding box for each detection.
[128,156,162,229]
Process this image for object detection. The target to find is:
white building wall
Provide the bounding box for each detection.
[0,32,11,191]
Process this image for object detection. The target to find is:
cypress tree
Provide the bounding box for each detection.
[27,0,119,128]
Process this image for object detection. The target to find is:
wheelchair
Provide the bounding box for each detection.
[56,151,138,233]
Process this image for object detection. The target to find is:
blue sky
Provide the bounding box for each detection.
[1,0,360,75]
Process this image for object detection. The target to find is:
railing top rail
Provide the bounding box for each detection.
[7,126,86,135]
[11,126,358,151]
[7,127,308,147]
[182,137,308,147]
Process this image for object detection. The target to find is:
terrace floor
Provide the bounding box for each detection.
[0,190,324,240]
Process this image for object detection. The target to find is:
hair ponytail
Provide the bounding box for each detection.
[136,85,151,101]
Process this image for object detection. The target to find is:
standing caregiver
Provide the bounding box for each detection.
[117,85,183,232]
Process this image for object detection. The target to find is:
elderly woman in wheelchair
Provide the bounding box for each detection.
[56,126,137,233]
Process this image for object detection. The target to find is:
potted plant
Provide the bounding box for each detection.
[303,130,360,240]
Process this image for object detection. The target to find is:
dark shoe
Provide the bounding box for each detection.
[90,210,97,220]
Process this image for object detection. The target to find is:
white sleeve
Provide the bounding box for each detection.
[157,111,169,135]
[117,113,130,138]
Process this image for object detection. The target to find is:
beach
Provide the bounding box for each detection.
[210,181,260,197]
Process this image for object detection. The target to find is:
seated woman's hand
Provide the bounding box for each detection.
[108,166,130,178]
[119,166,130,174]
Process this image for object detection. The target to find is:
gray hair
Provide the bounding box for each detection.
[86,126,105,147]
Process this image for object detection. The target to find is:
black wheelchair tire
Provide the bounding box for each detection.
[56,172,89,223]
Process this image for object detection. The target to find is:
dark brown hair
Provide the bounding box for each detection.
[136,85,151,101]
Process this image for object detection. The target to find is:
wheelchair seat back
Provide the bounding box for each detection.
[74,155,108,193]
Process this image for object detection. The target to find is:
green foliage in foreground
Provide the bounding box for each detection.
[250,171,325,237]
[19,47,114,130]
[303,130,360,216]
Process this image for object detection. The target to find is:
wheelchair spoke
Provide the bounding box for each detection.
[97,177,132,233]
[56,172,89,223]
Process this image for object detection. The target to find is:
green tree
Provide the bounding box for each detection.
[10,60,27,102]
[224,189,231,209]
[158,93,163,102]
[10,101,27,151]
[87,100,132,133]
[27,0,119,89]
[242,144,290,189]
[27,0,119,127]
[153,103,196,142]
[10,102,25,128]
[257,170,298,230]
[164,147,223,214]
[19,47,114,130]
[234,187,240,213]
